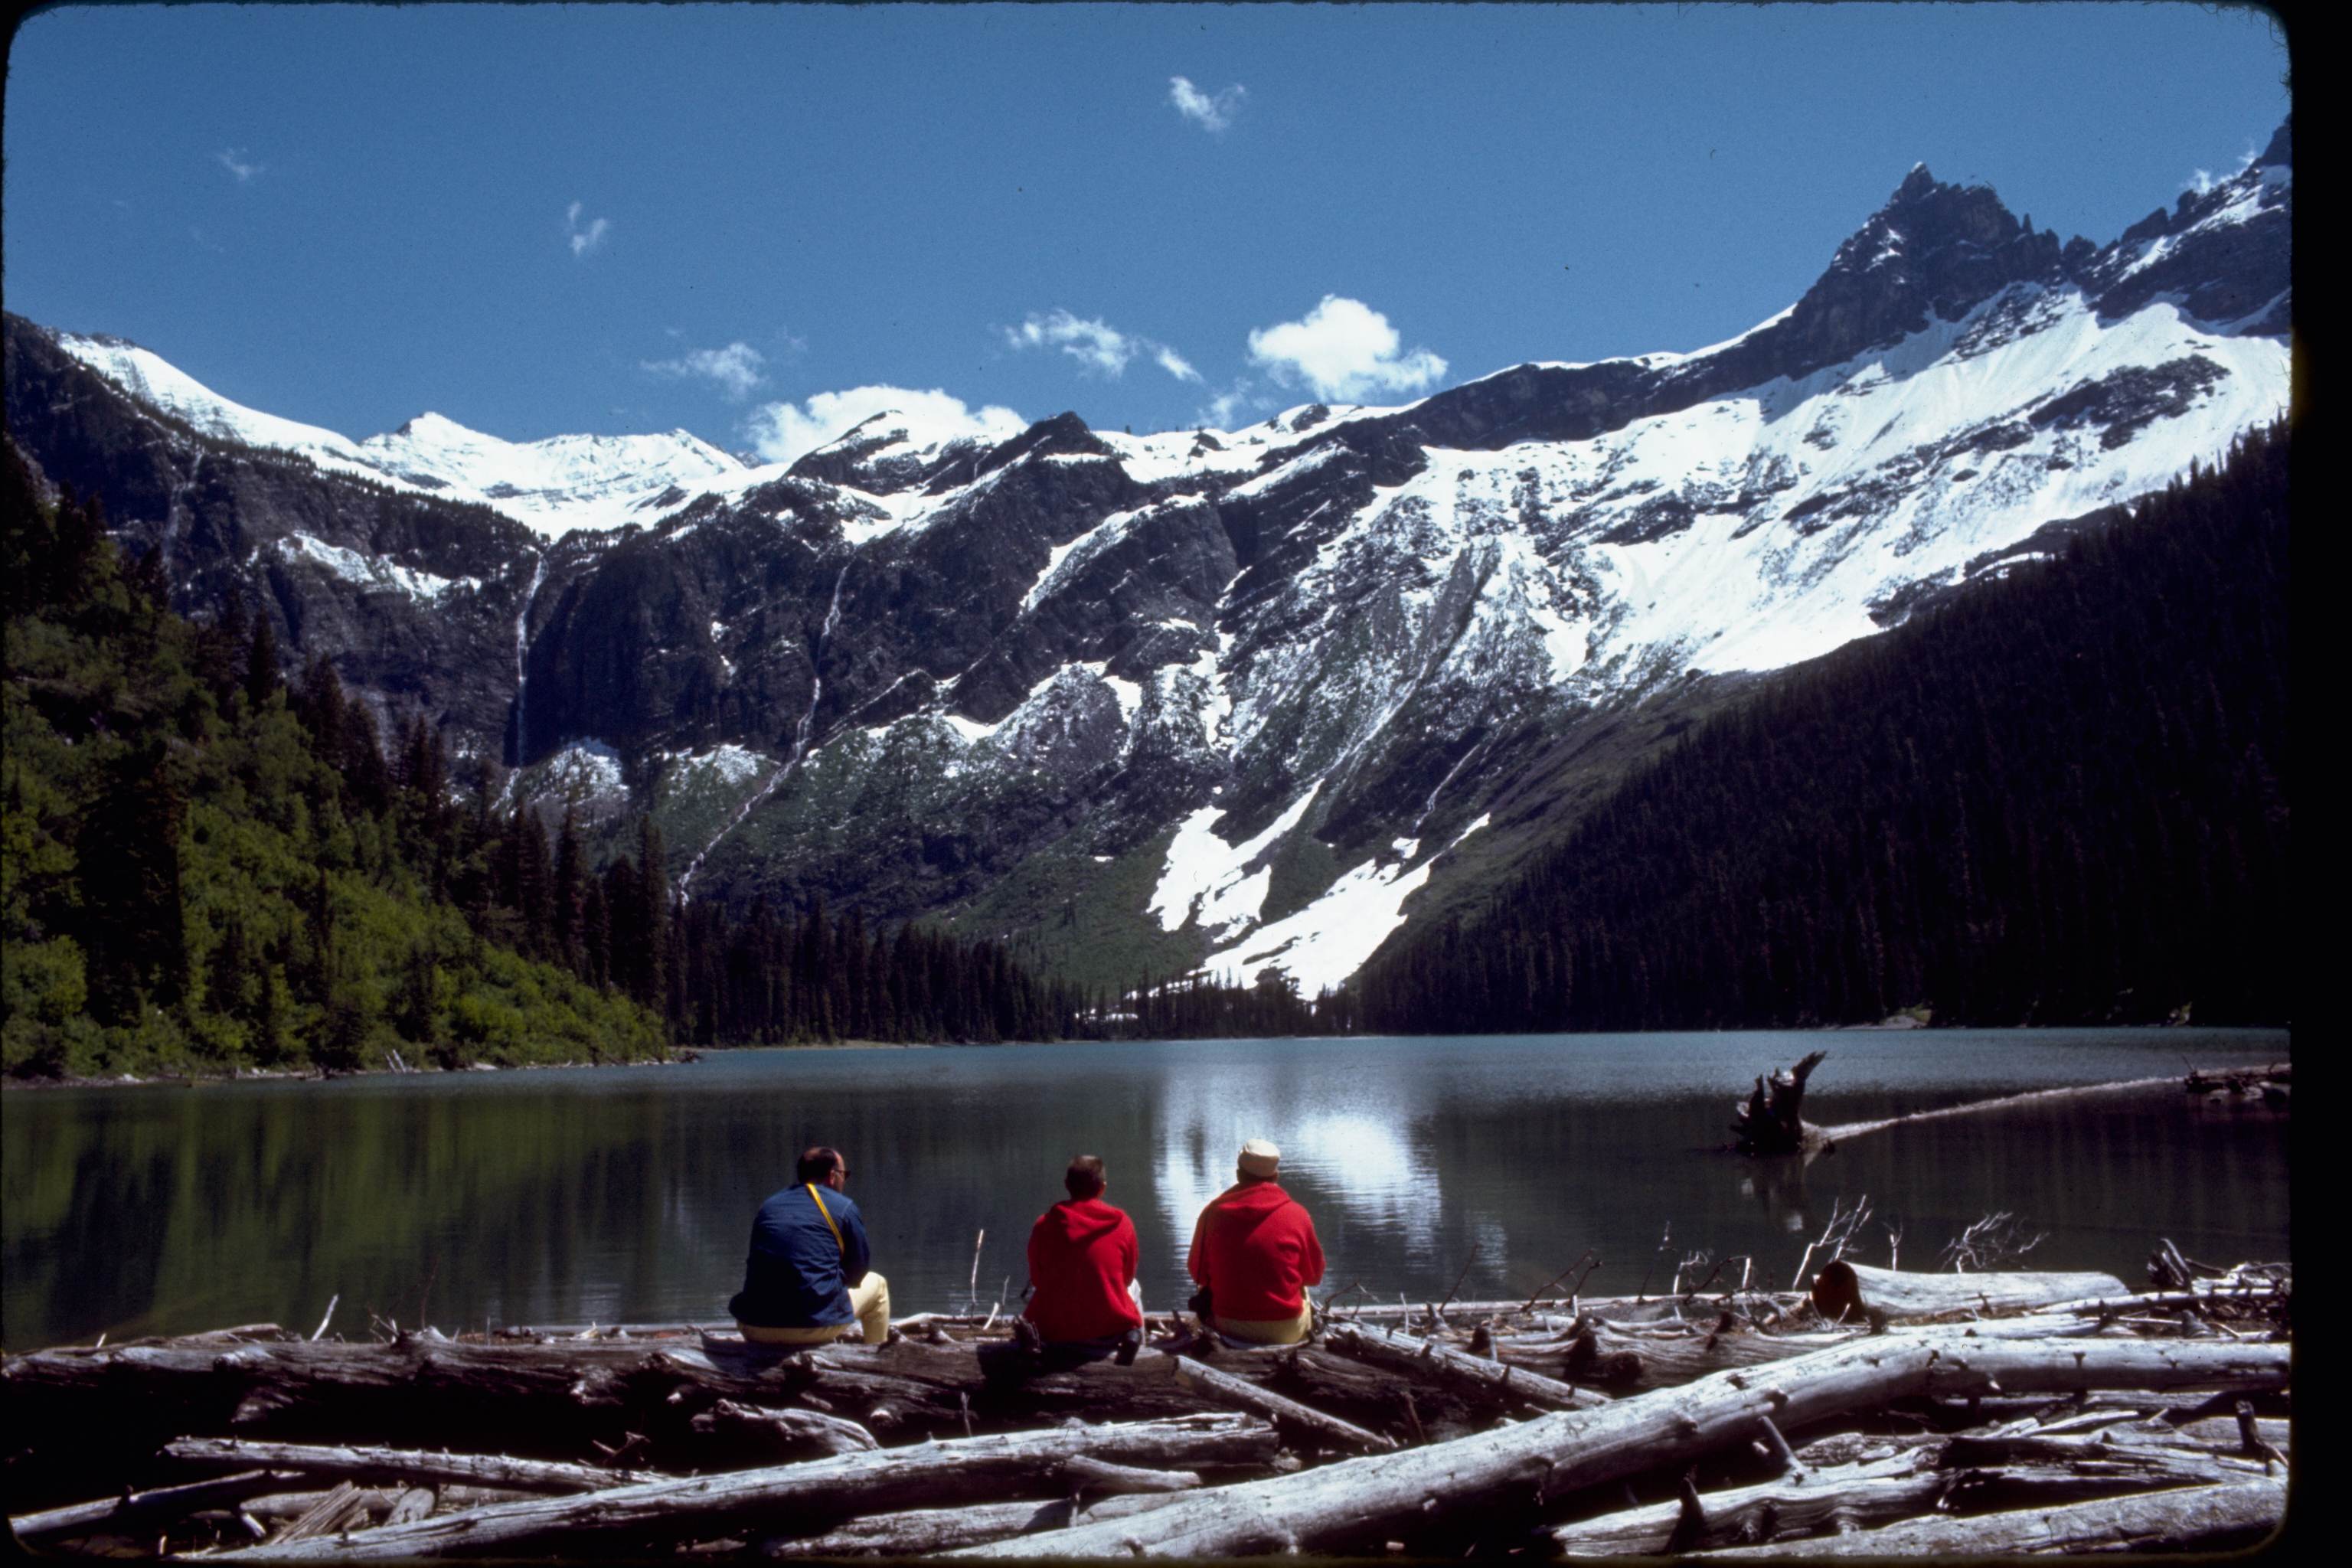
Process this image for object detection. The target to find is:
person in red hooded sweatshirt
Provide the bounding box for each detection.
[1022,1155,1145,1351]
[1187,1137,1325,1345]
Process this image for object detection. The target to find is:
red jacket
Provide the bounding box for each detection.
[1187,1180,1325,1320]
[1024,1197,1143,1342]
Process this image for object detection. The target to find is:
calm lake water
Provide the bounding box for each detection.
[2,1031,2288,1351]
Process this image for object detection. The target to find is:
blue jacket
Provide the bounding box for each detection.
[728,1183,872,1328]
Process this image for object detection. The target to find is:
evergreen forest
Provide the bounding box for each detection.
[1352,418,2291,1033]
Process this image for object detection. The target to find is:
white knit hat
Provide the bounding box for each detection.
[1237,1138,1282,1177]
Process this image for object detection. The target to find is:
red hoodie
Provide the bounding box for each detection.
[1187,1180,1325,1321]
[1024,1197,1143,1342]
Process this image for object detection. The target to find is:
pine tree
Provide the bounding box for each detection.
[244,609,282,709]
[77,744,188,1022]
[635,816,669,1017]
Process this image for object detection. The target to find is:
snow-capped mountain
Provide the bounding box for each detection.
[3,119,2290,995]
[34,334,747,537]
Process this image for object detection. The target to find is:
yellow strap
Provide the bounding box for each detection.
[808,1184,846,1254]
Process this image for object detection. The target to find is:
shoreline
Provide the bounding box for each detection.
[0,1037,978,1093]
[2,1025,2291,1093]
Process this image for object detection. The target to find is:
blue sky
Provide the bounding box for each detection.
[5,3,2290,461]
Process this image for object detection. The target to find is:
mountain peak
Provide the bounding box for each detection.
[2256,116,2290,169]
[1608,164,2059,404]
[384,411,494,446]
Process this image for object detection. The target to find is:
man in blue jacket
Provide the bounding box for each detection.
[729,1146,892,1344]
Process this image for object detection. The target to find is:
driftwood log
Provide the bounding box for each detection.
[1060,1454,1204,1493]
[1490,1310,2105,1396]
[1699,1475,2287,1557]
[206,1413,1276,1560]
[1328,1295,1753,1325]
[688,1400,879,1459]
[1811,1261,2132,1321]
[237,1483,534,1518]
[161,1438,623,1494]
[1163,1352,1396,1452]
[263,1479,377,1545]
[1548,1429,2275,1553]
[953,1335,2288,1557]
[8,1471,301,1546]
[762,1490,1194,1557]
[1815,1076,2182,1143]
[1732,1050,1827,1155]
[1324,1321,1609,1410]
[1546,1320,1863,1392]
[1550,1452,1945,1553]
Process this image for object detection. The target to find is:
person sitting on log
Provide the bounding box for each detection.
[728,1145,891,1345]
[1019,1155,1145,1359]
[1187,1138,1325,1346]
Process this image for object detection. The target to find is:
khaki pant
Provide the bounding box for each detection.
[738,1272,891,1346]
[1210,1305,1312,1346]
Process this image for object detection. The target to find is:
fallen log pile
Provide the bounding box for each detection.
[5,1260,2289,1558]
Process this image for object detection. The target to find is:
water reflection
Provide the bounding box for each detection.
[2,1031,2289,1349]
[1150,1062,1446,1276]
[1740,1155,1821,1235]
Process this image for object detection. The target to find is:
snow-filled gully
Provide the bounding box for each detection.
[677,560,851,898]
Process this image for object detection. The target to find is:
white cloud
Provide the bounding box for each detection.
[1007,309,1202,382]
[1246,296,1447,402]
[217,149,263,183]
[743,386,1028,467]
[1153,345,1200,382]
[1169,76,1246,132]
[642,341,768,401]
[1199,381,1266,431]
[566,201,610,257]
[1009,311,1132,376]
[2190,143,2262,195]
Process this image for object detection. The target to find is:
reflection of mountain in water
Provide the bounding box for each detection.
[1150,1063,1446,1279]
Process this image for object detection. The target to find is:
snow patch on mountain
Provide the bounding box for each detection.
[276,533,476,599]
[1206,853,1431,996]
[1024,508,1142,611]
[673,743,767,788]
[539,740,626,795]
[1204,813,1493,995]
[1149,782,1324,941]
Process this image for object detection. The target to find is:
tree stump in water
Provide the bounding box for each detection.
[1732,1050,1828,1155]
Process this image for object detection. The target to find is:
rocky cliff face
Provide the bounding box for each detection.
[4,122,2291,995]
[3,323,543,756]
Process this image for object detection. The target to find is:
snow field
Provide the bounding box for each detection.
[1147,782,1325,940]
[277,533,476,600]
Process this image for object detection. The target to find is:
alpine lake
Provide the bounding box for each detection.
[2,1030,2289,1351]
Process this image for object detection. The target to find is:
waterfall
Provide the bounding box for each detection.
[508,550,549,783]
